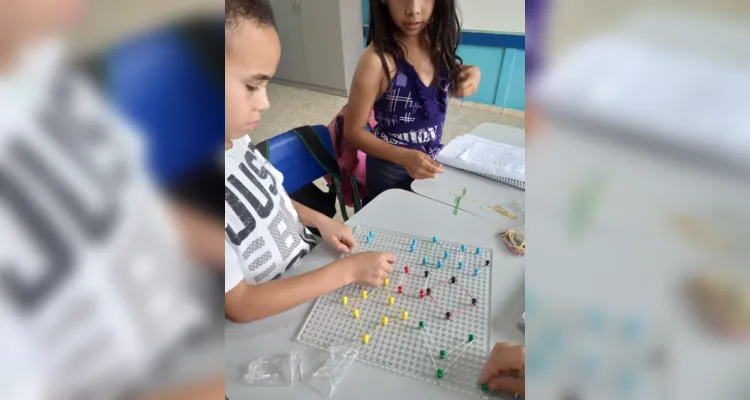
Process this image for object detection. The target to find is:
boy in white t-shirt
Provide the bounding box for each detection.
[224,0,395,323]
[0,1,223,399]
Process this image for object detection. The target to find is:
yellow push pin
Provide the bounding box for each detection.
[353,309,360,319]
[342,296,348,305]
[382,316,389,326]
[402,311,408,320]
[388,296,395,306]
[361,290,368,299]
[384,278,390,286]
[363,334,370,344]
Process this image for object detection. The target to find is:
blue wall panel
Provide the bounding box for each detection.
[456,45,505,105]
[495,49,525,110]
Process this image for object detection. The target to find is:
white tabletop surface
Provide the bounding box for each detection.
[225,189,525,400]
[412,123,526,222]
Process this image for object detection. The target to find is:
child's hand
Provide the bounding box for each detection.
[317,218,357,253]
[401,149,444,179]
[479,342,525,396]
[344,252,396,287]
[455,65,481,98]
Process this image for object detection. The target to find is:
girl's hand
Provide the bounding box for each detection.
[455,65,481,98]
[400,149,444,179]
[343,252,396,287]
[479,342,525,396]
[317,218,357,253]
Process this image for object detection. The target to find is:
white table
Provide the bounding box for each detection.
[225,189,524,400]
[412,123,525,223]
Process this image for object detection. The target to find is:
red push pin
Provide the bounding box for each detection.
[419,289,425,299]
[398,286,404,294]
[404,266,409,274]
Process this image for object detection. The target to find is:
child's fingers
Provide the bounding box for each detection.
[488,376,524,396]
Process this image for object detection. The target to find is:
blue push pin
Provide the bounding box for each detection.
[437,261,443,269]
[458,261,464,269]
[432,236,437,243]
[444,251,449,259]
[475,248,481,255]
[460,244,466,252]
[623,316,644,341]
[423,257,428,265]
[369,231,373,237]
[410,245,415,253]
[412,238,417,245]
[366,236,371,243]
[474,268,480,276]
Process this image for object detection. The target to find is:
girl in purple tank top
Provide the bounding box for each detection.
[343,0,481,202]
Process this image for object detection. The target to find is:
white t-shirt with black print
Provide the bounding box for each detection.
[225,136,317,292]
[0,39,208,400]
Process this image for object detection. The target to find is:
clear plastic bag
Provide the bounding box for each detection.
[242,352,302,387]
[499,227,526,256]
[308,346,359,399]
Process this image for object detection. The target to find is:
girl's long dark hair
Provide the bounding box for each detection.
[367,0,463,92]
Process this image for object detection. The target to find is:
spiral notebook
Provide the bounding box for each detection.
[437,134,526,190]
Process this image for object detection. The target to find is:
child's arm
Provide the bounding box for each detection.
[225,251,395,323]
[291,200,356,253]
[452,64,481,98]
[344,47,442,179]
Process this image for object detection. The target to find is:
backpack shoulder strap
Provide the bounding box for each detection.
[291,126,341,179]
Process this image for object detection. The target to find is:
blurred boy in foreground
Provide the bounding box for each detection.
[1,0,223,398]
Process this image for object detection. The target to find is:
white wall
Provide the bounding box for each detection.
[458,0,525,34]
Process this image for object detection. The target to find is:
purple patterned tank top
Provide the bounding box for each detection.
[372,58,450,159]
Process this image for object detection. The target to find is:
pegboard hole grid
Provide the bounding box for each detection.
[297,226,494,396]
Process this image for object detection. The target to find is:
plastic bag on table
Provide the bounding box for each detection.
[486,200,525,221]
[308,346,359,399]
[242,352,303,386]
[499,226,525,256]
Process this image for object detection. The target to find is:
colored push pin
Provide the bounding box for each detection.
[353,309,360,318]
[474,268,480,276]
[439,350,447,359]
[437,261,443,268]
[422,257,427,265]
[432,236,437,243]
[471,298,477,305]
[444,251,449,259]
[424,271,430,278]
[445,312,452,320]
[404,266,409,274]
[451,276,457,283]
[410,245,415,253]
[412,238,417,245]
[342,296,348,305]
[475,248,481,255]
[382,316,389,326]
[469,334,476,342]
[368,231,373,237]
[426,288,432,296]
[461,244,466,252]
[418,321,425,329]
[458,261,464,269]
[384,278,389,286]
[366,236,371,243]
[361,290,368,299]
[397,286,404,294]
[402,311,408,320]
[436,369,444,378]
[481,383,489,393]
[419,290,425,299]
[363,334,370,344]
[388,296,394,306]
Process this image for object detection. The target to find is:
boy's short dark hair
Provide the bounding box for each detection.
[226,0,276,32]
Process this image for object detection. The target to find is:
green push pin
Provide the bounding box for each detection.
[419,321,425,329]
[468,334,475,342]
[481,383,489,392]
[439,350,447,359]
[436,369,444,378]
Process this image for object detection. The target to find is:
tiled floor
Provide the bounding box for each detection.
[253,83,525,221]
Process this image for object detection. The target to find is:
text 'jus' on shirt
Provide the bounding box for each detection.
[224,136,317,292]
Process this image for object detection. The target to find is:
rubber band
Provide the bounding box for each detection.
[444,339,468,358]
[443,339,474,374]
[427,295,445,312]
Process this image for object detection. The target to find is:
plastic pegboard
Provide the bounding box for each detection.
[297,226,493,396]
